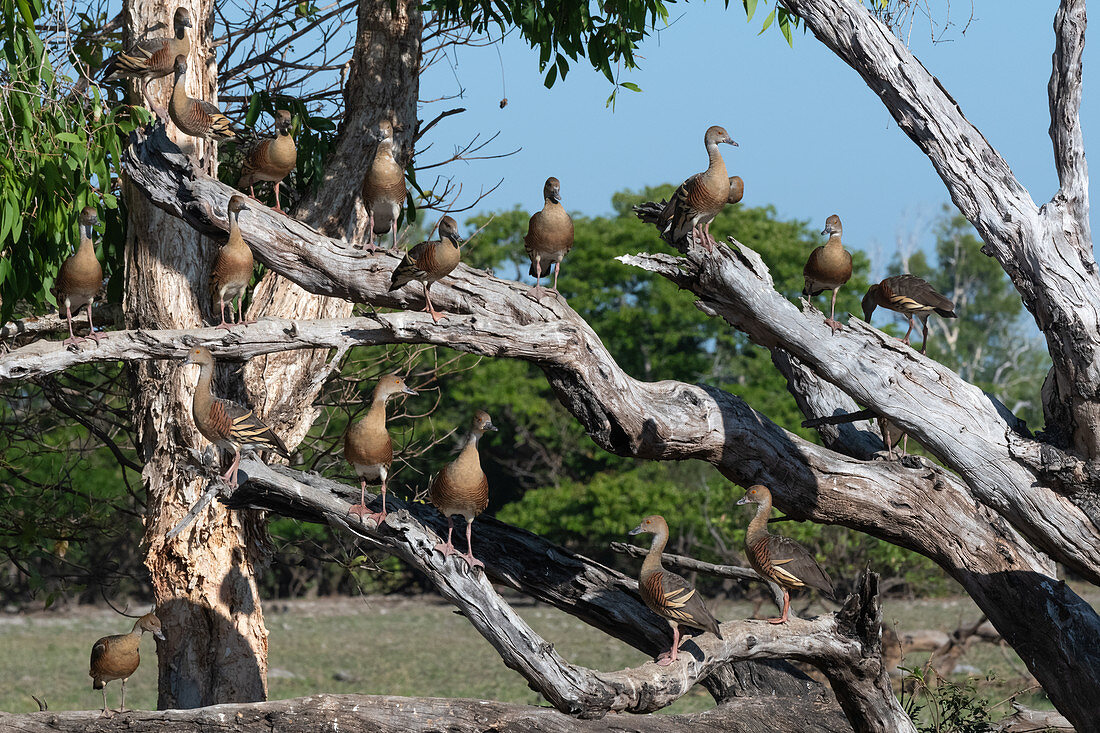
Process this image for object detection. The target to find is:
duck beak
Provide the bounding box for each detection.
[628,524,644,536]
[736,496,749,505]
[154,629,166,640]
[484,422,498,432]
[403,386,419,397]
[821,226,829,236]
[725,136,738,146]
[553,193,562,203]
[182,355,194,366]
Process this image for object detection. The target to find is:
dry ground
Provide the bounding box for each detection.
[0,590,1059,719]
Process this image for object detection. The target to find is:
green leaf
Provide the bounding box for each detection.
[743,0,758,21]
[759,8,775,33]
[620,81,642,93]
[55,132,82,144]
[543,63,558,88]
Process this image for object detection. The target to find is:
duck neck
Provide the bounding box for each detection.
[640,527,668,578]
[746,496,773,545]
[130,619,145,636]
[170,70,188,111]
[705,141,728,178]
[825,233,844,250]
[362,389,391,430]
[454,429,483,469]
[78,224,96,257]
[175,23,187,40]
[193,361,214,416]
[227,212,246,250]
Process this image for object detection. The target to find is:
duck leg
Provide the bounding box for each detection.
[99,688,112,717]
[273,182,285,214]
[656,624,681,666]
[702,220,719,251]
[899,316,915,346]
[119,678,128,713]
[919,315,930,354]
[434,516,459,559]
[363,211,377,253]
[825,288,843,334]
[216,295,234,330]
[348,468,387,526]
[85,303,103,344]
[236,296,256,326]
[528,257,548,300]
[222,447,243,488]
[62,302,87,347]
[459,517,484,570]
[422,282,445,322]
[551,261,563,294]
[767,589,791,624]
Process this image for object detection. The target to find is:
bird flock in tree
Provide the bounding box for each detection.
[49,6,960,714]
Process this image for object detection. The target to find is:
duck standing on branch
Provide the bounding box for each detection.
[53,205,104,347]
[211,195,254,329]
[102,7,191,118]
[430,410,496,570]
[361,119,406,251]
[168,56,236,141]
[524,176,574,299]
[737,485,836,624]
[657,125,737,251]
[388,215,463,322]
[803,214,853,334]
[344,373,418,525]
[629,515,723,666]
[89,612,164,717]
[862,274,957,354]
[183,347,290,488]
[237,109,297,213]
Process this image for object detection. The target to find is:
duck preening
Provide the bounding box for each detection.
[89,612,164,717]
[629,514,722,666]
[211,195,254,329]
[168,55,236,141]
[237,109,297,213]
[738,485,836,624]
[102,7,191,118]
[344,373,418,525]
[361,119,406,251]
[657,125,737,252]
[862,274,957,354]
[524,176,574,299]
[429,410,496,569]
[53,205,104,347]
[183,347,290,487]
[388,215,463,322]
[803,214,853,334]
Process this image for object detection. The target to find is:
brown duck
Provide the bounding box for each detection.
[238,110,297,213]
[878,416,907,459]
[862,274,957,354]
[803,214,853,334]
[102,7,191,117]
[89,612,164,717]
[658,125,737,251]
[524,176,574,299]
[361,119,406,251]
[53,205,104,347]
[429,410,496,569]
[168,56,235,141]
[629,515,723,666]
[738,485,836,623]
[211,195,254,329]
[388,215,463,322]
[183,346,290,487]
[344,373,418,524]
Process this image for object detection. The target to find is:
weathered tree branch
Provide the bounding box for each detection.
[0,693,853,732]
[1049,0,1090,240]
[220,459,907,729]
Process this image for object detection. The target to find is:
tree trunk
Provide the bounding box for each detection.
[122,0,268,708]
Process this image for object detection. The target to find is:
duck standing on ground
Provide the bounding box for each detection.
[211,195,254,329]
[183,346,290,487]
[388,215,463,322]
[629,514,723,665]
[237,109,297,213]
[429,410,496,569]
[344,373,418,524]
[738,485,836,623]
[657,125,738,251]
[524,176,574,299]
[102,7,191,118]
[53,205,104,347]
[89,613,164,717]
[803,214,853,334]
[862,274,957,354]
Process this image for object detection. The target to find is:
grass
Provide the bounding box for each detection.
[0,591,1064,719]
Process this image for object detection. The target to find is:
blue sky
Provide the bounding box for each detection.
[418,1,1097,275]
